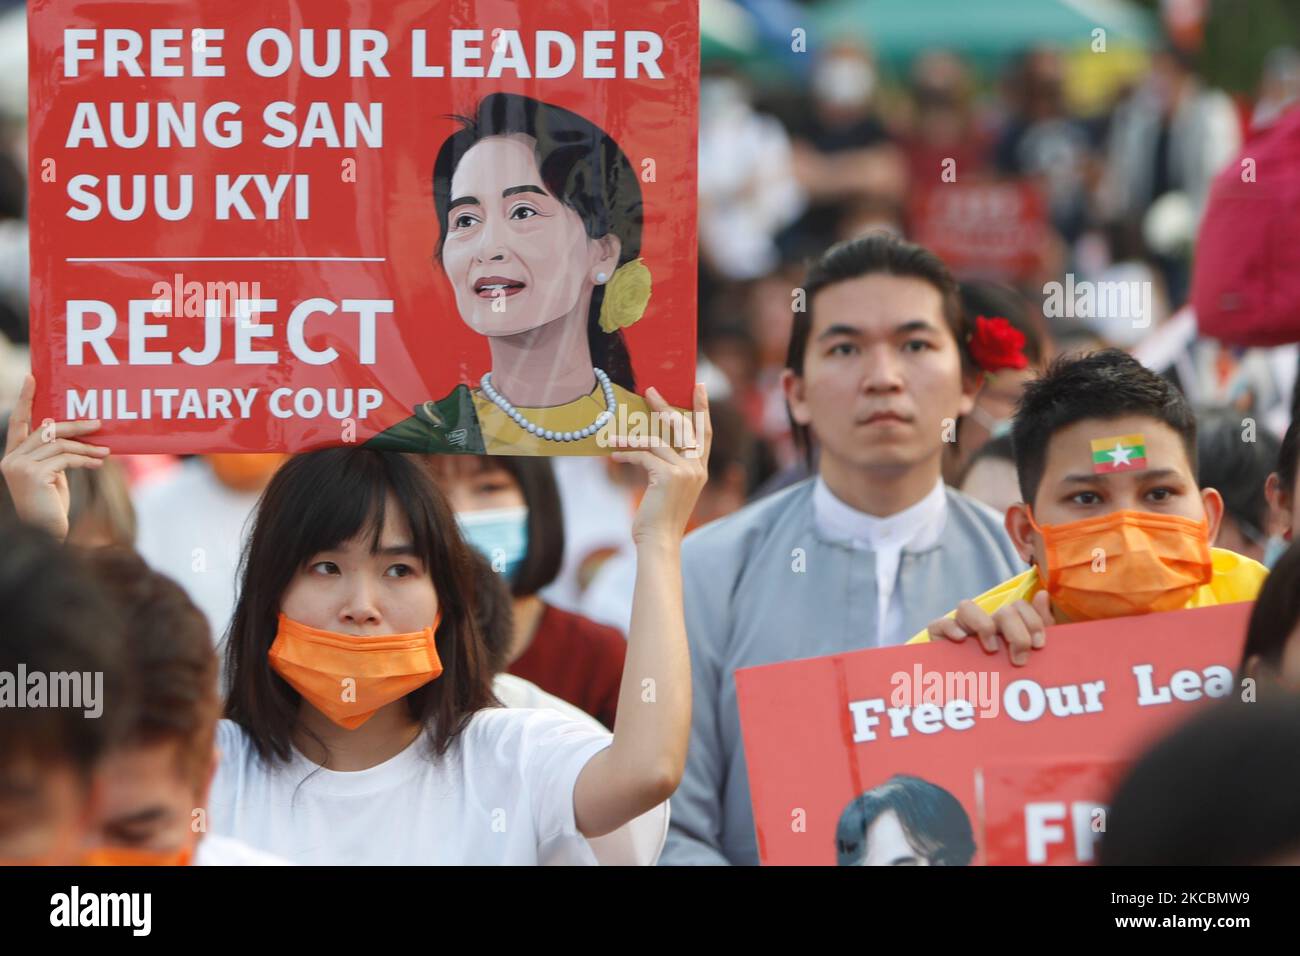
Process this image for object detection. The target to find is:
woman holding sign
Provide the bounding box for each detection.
[208,384,709,864]
[4,375,710,864]
[368,92,660,456]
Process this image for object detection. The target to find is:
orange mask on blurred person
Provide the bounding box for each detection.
[206,454,286,493]
[82,844,193,866]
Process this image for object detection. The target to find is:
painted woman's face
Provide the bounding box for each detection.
[440,133,619,337]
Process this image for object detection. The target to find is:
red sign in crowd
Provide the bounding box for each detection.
[28,1,698,454]
[736,603,1253,865]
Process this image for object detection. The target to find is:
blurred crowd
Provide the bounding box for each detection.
[0,5,1298,655]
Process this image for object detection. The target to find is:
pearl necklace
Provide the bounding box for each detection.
[480,368,616,443]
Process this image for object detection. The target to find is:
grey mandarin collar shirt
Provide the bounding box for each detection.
[812,476,949,648]
[662,477,1024,866]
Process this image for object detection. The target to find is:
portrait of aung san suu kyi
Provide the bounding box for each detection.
[367,92,656,455]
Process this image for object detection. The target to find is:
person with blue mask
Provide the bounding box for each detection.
[456,505,530,583]
[428,455,627,730]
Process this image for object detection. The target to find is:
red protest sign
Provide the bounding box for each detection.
[910,178,1049,283]
[27,1,698,455]
[979,759,1128,866]
[734,602,1252,865]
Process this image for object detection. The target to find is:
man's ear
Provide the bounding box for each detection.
[1265,472,1295,540]
[1004,502,1037,565]
[1201,486,1225,546]
[780,368,812,427]
[956,369,983,419]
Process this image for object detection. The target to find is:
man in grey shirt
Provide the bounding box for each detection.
[662,233,1025,865]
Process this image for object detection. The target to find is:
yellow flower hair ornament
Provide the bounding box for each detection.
[597,258,652,333]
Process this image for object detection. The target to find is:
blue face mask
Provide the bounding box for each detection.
[1262,535,1292,569]
[456,506,530,583]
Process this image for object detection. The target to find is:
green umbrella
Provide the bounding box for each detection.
[812,0,1158,69]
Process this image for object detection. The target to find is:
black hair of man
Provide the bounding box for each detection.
[0,522,130,777]
[1010,349,1197,506]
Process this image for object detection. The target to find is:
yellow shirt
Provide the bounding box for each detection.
[474,381,654,455]
[906,547,1269,644]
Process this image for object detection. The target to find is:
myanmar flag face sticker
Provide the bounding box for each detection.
[1091,434,1147,473]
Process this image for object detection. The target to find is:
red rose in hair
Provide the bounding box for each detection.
[967,315,1028,373]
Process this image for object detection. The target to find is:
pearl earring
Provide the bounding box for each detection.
[595,272,608,284]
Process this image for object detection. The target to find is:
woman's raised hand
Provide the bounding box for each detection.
[1,375,110,541]
[575,385,710,836]
[610,383,711,548]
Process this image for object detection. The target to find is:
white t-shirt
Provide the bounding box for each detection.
[491,674,667,866]
[209,708,666,865]
[193,832,290,866]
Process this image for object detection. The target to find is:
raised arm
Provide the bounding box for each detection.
[1,375,109,541]
[573,384,711,838]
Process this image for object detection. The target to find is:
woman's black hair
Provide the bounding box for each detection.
[1240,540,1300,679]
[959,280,1044,366]
[223,449,496,765]
[466,548,515,675]
[835,774,976,866]
[432,92,643,392]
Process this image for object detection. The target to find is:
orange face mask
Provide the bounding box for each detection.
[81,845,193,866]
[268,613,444,729]
[1027,508,1214,621]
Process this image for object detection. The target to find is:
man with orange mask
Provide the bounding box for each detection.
[914,349,1268,660]
[0,522,129,865]
[80,548,284,866]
